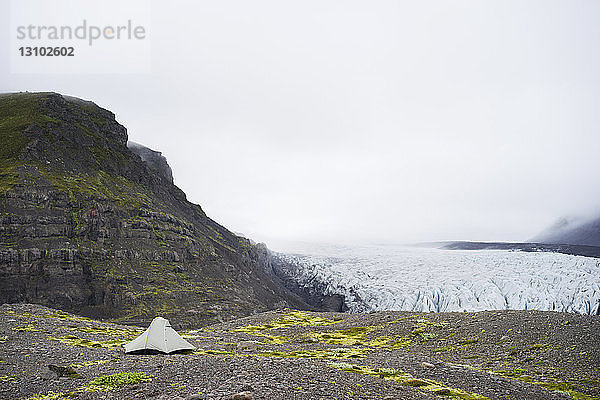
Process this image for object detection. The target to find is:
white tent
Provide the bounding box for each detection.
[123,317,195,353]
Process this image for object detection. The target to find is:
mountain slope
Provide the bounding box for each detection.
[0,92,311,327]
[532,215,600,247]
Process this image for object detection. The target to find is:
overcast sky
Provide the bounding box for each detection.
[2,1,600,249]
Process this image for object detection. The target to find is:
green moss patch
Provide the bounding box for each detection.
[24,372,153,399]
[411,319,447,341]
[260,347,368,360]
[0,161,19,195]
[66,324,140,339]
[70,359,111,368]
[25,392,72,400]
[305,326,412,350]
[233,310,340,334]
[193,349,236,356]
[0,93,48,160]
[309,327,374,346]
[0,93,63,194]
[251,333,289,344]
[40,169,152,209]
[48,335,126,349]
[493,368,600,400]
[7,310,92,322]
[329,362,488,399]
[84,372,152,392]
[367,335,412,349]
[12,324,43,332]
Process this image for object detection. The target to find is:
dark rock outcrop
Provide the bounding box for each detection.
[127,141,173,184]
[0,92,315,327]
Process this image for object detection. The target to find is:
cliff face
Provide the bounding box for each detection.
[127,141,174,184]
[0,92,311,327]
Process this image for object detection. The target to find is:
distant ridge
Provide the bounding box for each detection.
[531,215,600,247]
[438,241,600,258]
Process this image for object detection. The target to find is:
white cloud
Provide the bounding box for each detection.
[2,0,599,246]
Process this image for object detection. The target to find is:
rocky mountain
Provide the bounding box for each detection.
[532,215,600,247]
[0,92,321,328]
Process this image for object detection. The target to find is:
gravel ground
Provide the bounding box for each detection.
[0,304,598,400]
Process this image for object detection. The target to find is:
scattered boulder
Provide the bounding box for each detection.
[47,364,81,379]
[236,341,261,352]
[230,391,252,400]
[238,384,254,392]
[185,395,205,400]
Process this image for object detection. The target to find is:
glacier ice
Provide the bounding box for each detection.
[275,244,600,315]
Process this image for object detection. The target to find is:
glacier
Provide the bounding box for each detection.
[274,244,600,315]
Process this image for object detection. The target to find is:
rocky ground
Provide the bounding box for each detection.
[0,304,598,400]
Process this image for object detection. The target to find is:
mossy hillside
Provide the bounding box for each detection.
[10,301,599,399]
[0,93,60,161]
[7,93,132,176]
[3,305,600,400]
[0,160,19,195]
[1,92,316,327]
[0,93,61,194]
[39,168,154,211]
[1,167,285,327]
[230,310,600,399]
[88,257,245,326]
[0,94,304,324]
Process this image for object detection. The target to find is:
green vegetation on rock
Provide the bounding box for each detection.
[329,362,489,399]
[309,326,373,346]
[48,335,126,349]
[69,359,111,368]
[0,375,17,382]
[259,347,368,360]
[84,372,153,392]
[12,324,42,332]
[493,368,600,400]
[25,392,71,400]
[233,311,340,333]
[66,324,141,339]
[0,93,54,160]
[40,169,152,210]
